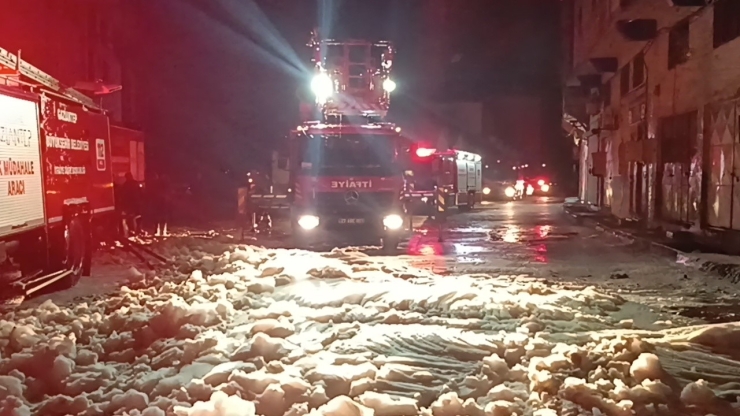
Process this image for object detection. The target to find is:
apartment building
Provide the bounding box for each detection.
[563,0,740,235]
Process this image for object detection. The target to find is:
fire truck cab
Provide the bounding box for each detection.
[288,120,406,248]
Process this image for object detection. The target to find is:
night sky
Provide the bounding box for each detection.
[118,0,561,183]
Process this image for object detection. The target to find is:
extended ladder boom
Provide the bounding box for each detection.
[0,46,100,109]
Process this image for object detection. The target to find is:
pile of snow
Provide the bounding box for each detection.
[1,238,739,416]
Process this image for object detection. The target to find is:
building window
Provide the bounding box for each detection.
[620,65,630,97]
[632,52,645,89]
[668,20,690,69]
[714,0,740,49]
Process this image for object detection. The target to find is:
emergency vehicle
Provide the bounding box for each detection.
[250,32,406,249]
[404,144,483,213]
[0,46,117,301]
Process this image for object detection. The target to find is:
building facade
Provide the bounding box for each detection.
[563,0,740,233]
[0,0,136,125]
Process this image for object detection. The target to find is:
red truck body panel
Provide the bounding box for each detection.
[39,95,115,222]
[110,125,145,182]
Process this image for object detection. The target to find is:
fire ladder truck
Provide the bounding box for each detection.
[246,31,407,249]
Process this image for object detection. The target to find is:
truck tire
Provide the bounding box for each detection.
[61,218,87,288]
[468,191,476,209]
[381,235,399,252]
[459,192,474,212]
[290,220,310,250]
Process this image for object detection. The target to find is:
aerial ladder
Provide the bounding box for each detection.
[0,46,101,109]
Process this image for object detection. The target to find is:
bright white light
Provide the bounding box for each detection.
[483,187,491,195]
[383,214,404,230]
[541,184,550,193]
[537,179,545,186]
[395,127,402,133]
[383,78,397,93]
[416,147,436,158]
[526,185,535,196]
[311,73,333,102]
[515,180,525,191]
[298,215,320,230]
[542,163,547,167]
[504,187,516,198]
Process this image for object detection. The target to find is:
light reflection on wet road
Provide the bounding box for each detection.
[401,199,732,296]
[397,199,740,322]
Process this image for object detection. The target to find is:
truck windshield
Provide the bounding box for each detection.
[303,134,397,176]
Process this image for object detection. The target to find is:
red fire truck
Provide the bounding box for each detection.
[0,47,117,301]
[404,143,483,214]
[251,32,406,249]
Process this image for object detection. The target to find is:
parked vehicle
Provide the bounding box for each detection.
[404,143,483,213]
[0,76,115,301]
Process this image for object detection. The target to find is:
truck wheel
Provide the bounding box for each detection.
[468,192,476,209]
[61,218,87,288]
[382,235,399,252]
[290,221,310,250]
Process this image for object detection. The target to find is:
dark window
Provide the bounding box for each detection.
[303,134,398,176]
[668,20,690,69]
[620,65,630,96]
[632,53,645,89]
[348,45,369,64]
[714,0,740,48]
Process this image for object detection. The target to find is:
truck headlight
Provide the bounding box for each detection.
[298,215,320,230]
[383,214,404,230]
[526,185,535,196]
[541,184,550,193]
[504,187,516,198]
[483,187,491,195]
[383,78,397,93]
[310,73,333,102]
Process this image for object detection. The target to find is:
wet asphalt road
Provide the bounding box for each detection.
[246,197,740,322]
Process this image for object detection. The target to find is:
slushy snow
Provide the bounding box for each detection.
[0,238,739,416]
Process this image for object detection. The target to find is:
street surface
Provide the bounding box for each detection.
[1,199,739,415]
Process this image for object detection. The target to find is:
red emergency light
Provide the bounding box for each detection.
[415,147,436,158]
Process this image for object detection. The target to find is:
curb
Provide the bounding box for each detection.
[564,206,740,284]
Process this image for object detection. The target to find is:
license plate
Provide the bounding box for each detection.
[338,218,365,224]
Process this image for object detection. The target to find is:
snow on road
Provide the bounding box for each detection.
[1,238,739,416]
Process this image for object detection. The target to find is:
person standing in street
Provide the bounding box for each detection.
[116,172,142,238]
